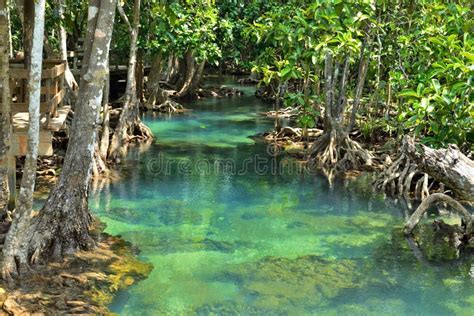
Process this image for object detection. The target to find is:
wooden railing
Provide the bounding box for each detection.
[7,59,66,127]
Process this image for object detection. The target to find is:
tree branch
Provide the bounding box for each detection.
[117,3,132,34]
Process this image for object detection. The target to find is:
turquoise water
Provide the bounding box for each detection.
[90,79,473,315]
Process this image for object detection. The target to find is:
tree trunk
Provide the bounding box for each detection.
[22,0,34,68]
[310,53,372,172]
[136,48,144,102]
[58,0,78,101]
[99,65,110,161]
[175,51,197,98]
[405,138,474,201]
[145,54,162,107]
[166,54,180,86]
[0,0,11,215]
[108,0,152,163]
[187,60,205,96]
[2,0,45,278]
[3,0,116,279]
[348,36,369,131]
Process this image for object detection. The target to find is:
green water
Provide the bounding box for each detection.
[90,78,473,315]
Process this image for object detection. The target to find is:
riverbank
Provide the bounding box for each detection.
[0,219,152,314]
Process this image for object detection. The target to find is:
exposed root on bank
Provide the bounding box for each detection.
[108,116,153,164]
[0,223,152,314]
[92,146,109,178]
[374,138,436,203]
[263,127,323,143]
[263,106,299,118]
[309,131,373,172]
[151,99,186,113]
[145,86,187,113]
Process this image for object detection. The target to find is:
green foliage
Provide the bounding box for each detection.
[143,0,221,62]
[247,0,374,129]
[391,3,473,148]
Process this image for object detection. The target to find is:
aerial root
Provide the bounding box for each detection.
[264,127,323,142]
[404,193,473,236]
[151,100,186,114]
[310,132,373,172]
[92,147,109,178]
[264,106,299,118]
[374,139,437,202]
[131,119,153,141]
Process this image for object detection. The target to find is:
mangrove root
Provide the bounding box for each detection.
[151,100,186,113]
[263,106,299,118]
[404,193,473,236]
[263,127,323,142]
[310,130,373,171]
[374,138,433,201]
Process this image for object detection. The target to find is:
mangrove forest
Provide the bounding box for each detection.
[0,0,473,314]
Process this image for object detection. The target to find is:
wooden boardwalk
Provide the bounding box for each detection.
[1,60,70,207]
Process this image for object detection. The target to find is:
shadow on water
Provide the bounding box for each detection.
[90,77,474,315]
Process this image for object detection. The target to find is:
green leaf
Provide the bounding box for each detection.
[461,51,474,61]
[431,79,441,92]
[399,90,420,98]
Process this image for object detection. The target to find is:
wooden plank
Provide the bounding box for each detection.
[9,68,28,79]
[12,106,72,132]
[10,102,51,113]
[12,112,49,131]
[11,131,53,156]
[48,106,71,131]
[9,60,66,79]
[43,63,65,78]
[49,89,65,109]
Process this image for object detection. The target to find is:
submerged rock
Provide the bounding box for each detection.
[224,255,362,312]
[413,221,466,261]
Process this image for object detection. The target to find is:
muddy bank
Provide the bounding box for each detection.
[0,220,152,314]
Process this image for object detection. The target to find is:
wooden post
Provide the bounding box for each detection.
[45,77,51,126]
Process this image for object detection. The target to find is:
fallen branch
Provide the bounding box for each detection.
[405,137,474,201]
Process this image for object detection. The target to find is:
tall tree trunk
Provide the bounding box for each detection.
[108,0,152,163]
[2,0,45,278]
[0,0,12,214]
[3,0,116,279]
[175,53,205,99]
[6,0,12,57]
[186,60,205,96]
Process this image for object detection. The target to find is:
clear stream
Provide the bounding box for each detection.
[90,78,473,315]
